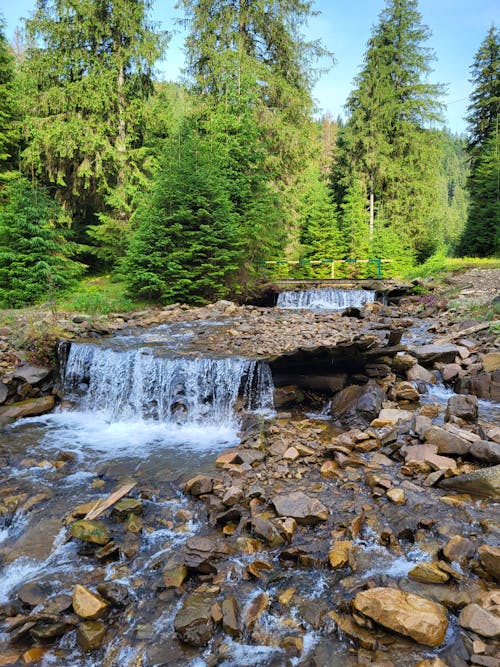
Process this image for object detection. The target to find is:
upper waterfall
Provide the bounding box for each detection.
[61,343,274,426]
[276,288,375,310]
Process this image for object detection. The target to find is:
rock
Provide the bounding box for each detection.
[328,541,351,568]
[244,592,268,629]
[174,592,215,646]
[424,426,470,456]
[408,562,450,583]
[111,498,143,518]
[0,396,55,425]
[272,491,329,525]
[372,408,413,427]
[482,352,500,372]
[0,383,8,405]
[459,371,500,402]
[184,475,213,496]
[410,344,460,366]
[458,603,500,639]
[17,581,49,607]
[20,648,45,664]
[386,488,406,504]
[273,385,304,408]
[222,485,243,506]
[251,516,285,547]
[415,660,449,667]
[440,363,462,383]
[438,465,500,498]
[407,364,435,383]
[469,440,500,464]
[477,544,500,581]
[392,381,420,401]
[222,596,241,638]
[163,563,188,588]
[183,536,233,573]
[13,364,51,385]
[72,585,108,620]
[352,587,448,647]
[444,395,478,423]
[96,582,130,608]
[77,620,106,651]
[330,381,385,429]
[327,610,377,650]
[442,536,475,565]
[71,520,110,545]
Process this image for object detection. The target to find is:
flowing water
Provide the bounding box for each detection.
[276,288,375,310]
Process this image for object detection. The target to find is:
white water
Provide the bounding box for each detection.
[277,288,375,310]
[62,344,275,426]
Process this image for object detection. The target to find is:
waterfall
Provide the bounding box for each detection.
[61,344,274,426]
[277,288,375,310]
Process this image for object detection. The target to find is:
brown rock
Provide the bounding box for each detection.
[72,585,108,620]
[222,596,241,638]
[410,344,460,365]
[0,396,55,425]
[439,465,500,498]
[477,544,500,582]
[244,592,269,629]
[408,562,450,583]
[163,564,188,588]
[174,592,215,646]
[443,535,475,565]
[407,364,435,383]
[386,488,406,505]
[330,381,385,429]
[444,394,478,423]
[327,610,377,650]
[440,363,462,382]
[482,352,500,373]
[184,475,213,496]
[424,426,469,456]
[272,491,329,525]
[392,381,420,402]
[328,540,351,569]
[352,587,448,647]
[76,620,106,651]
[415,659,449,667]
[458,603,500,638]
[71,520,110,545]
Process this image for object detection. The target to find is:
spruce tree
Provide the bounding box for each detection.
[0,19,18,184]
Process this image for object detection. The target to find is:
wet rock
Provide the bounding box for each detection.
[469,440,500,464]
[77,620,106,651]
[222,485,243,506]
[352,587,448,647]
[408,562,450,583]
[442,536,475,565]
[482,352,500,372]
[458,603,500,639]
[30,620,72,640]
[19,648,45,664]
[392,381,420,401]
[372,408,412,426]
[2,518,61,563]
[17,581,50,607]
[438,465,500,498]
[273,385,303,408]
[174,591,215,646]
[163,563,188,589]
[330,380,385,429]
[477,544,500,582]
[96,582,130,608]
[407,364,435,383]
[444,395,478,423]
[0,396,55,425]
[386,488,406,504]
[72,585,108,620]
[124,513,142,533]
[459,371,500,402]
[13,364,51,385]
[328,540,351,568]
[184,475,213,496]
[71,520,111,545]
[440,363,462,382]
[327,610,377,650]
[183,536,233,573]
[43,594,73,615]
[244,592,269,629]
[272,491,329,525]
[111,498,143,519]
[251,516,286,547]
[410,344,460,366]
[222,596,241,638]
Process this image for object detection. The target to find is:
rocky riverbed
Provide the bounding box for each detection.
[0,269,498,666]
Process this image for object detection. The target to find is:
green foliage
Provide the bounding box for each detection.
[59,277,138,315]
[402,252,500,280]
[0,19,19,183]
[339,179,370,259]
[0,178,85,308]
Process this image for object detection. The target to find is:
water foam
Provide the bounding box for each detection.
[277,288,375,310]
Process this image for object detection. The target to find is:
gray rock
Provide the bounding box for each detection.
[438,465,500,498]
[174,592,215,646]
[272,491,329,525]
[330,380,385,428]
[469,440,500,465]
[445,394,478,423]
[410,343,460,366]
[13,364,51,385]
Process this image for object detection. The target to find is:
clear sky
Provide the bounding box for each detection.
[1,0,498,134]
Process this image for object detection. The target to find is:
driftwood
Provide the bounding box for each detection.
[84,481,137,521]
[434,321,492,344]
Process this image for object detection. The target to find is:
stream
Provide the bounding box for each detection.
[0,288,498,666]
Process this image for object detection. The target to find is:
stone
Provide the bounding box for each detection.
[124,513,142,533]
[251,516,285,547]
[174,592,215,646]
[72,585,108,620]
[441,363,462,383]
[443,536,475,565]
[13,364,51,385]
[386,488,406,504]
[458,603,500,639]
[330,380,385,429]
[183,536,233,573]
[408,562,450,583]
[477,544,500,582]
[415,660,449,667]
[439,465,500,498]
[372,408,413,426]
[469,440,500,464]
[222,596,241,638]
[444,394,478,423]
[424,426,469,456]
[410,344,460,366]
[222,485,243,506]
[163,564,188,589]
[96,582,129,608]
[407,364,435,383]
[392,381,420,402]
[17,581,48,607]
[244,592,269,629]
[71,520,110,545]
[77,620,106,651]
[111,498,143,518]
[21,648,46,664]
[320,460,339,478]
[328,541,351,568]
[184,475,213,496]
[273,385,304,408]
[272,491,329,525]
[327,610,377,650]
[0,396,55,425]
[352,587,448,647]
[482,352,500,373]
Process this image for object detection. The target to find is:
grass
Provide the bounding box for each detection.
[57,276,148,316]
[401,254,500,281]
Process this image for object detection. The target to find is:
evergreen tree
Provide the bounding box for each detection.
[460,25,499,257]
[339,179,370,260]
[0,18,18,183]
[20,0,167,263]
[0,178,84,307]
[334,0,444,261]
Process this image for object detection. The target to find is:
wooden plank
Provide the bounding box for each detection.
[84,482,137,521]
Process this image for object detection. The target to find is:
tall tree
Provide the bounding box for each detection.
[0,18,18,184]
[20,0,167,263]
[333,0,444,260]
[460,25,499,257]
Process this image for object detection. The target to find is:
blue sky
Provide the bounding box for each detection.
[1,0,498,133]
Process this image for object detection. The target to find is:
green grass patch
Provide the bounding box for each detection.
[401,254,500,280]
[57,276,147,315]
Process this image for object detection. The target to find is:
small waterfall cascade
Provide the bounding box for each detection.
[277,288,375,310]
[61,343,274,425]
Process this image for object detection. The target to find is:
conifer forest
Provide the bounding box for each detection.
[0,0,498,308]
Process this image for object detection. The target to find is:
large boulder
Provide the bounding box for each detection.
[409,344,459,366]
[438,465,500,498]
[352,587,448,647]
[272,491,329,525]
[330,381,385,428]
[444,394,478,423]
[458,371,500,402]
[13,364,51,385]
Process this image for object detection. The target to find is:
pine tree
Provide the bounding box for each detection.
[0,19,18,184]
[0,178,84,307]
[460,25,499,257]
[20,0,167,263]
[334,0,444,261]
